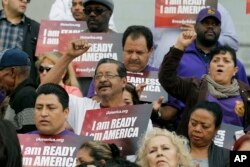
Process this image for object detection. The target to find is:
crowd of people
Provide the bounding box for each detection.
[0,0,250,167]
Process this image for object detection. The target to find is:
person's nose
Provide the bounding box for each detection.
[193,124,202,132]
[156,149,163,157]
[41,108,49,117]
[130,52,139,60]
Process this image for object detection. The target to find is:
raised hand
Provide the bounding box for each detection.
[64,39,91,59]
[180,23,195,32]
[174,30,197,51]
[152,96,164,112]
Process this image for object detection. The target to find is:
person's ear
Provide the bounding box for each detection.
[64,108,69,119]
[10,67,17,78]
[122,77,127,88]
[233,66,238,76]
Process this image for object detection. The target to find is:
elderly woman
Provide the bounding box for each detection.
[158,30,250,136]
[188,101,229,167]
[136,127,193,167]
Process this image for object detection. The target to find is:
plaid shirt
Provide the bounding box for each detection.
[0,10,25,51]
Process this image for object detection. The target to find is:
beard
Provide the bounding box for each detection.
[196,30,220,47]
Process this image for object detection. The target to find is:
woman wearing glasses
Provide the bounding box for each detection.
[36,51,83,97]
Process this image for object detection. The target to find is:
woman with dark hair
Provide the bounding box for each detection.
[159,30,250,137]
[188,101,229,167]
[76,141,120,166]
[233,134,250,151]
[123,82,140,105]
[0,120,22,167]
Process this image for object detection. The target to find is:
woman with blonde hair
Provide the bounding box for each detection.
[36,51,82,97]
[136,127,193,167]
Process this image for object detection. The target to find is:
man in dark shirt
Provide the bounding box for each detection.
[0,0,40,85]
[0,48,36,133]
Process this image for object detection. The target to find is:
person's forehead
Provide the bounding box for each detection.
[85,3,107,8]
[212,52,233,59]
[96,63,118,73]
[125,35,147,46]
[36,94,60,104]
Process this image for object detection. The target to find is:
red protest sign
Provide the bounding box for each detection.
[155,0,217,28]
[247,0,250,14]
[35,20,87,56]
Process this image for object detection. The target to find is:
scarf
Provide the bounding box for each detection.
[203,74,240,98]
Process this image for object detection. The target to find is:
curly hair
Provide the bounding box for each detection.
[136,127,193,167]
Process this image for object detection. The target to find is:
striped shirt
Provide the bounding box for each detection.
[0,10,25,51]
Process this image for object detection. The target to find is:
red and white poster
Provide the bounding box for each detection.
[35,20,87,56]
[18,134,92,167]
[127,71,168,102]
[59,33,123,77]
[247,0,250,14]
[81,104,152,156]
[155,0,217,28]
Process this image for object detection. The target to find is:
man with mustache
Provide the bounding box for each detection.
[41,39,154,135]
[40,39,129,134]
[87,25,158,98]
[163,8,248,130]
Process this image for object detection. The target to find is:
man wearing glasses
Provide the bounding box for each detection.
[0,0,40,85]
[83,0,115,33]
[41,40,129,134]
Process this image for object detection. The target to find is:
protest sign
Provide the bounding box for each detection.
[214,123,243,150]
[81,104,152,156]
[35,20,87,56]
[247,0,250,14]
[127,71,168,102]
[155,0,217,28]
[59,33,123,77]
[19,134,92,167]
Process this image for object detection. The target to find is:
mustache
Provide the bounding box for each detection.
[97,82,111,89]
[205,30,216,35]
[128,60,141,65]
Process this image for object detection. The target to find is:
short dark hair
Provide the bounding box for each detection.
[189,101,223,129]
[122,25,153,51]
[209,45,237,67]
[36,83,69,109]
[124,82,140,104]
[0,120,22,167]
[95,58,127,78]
